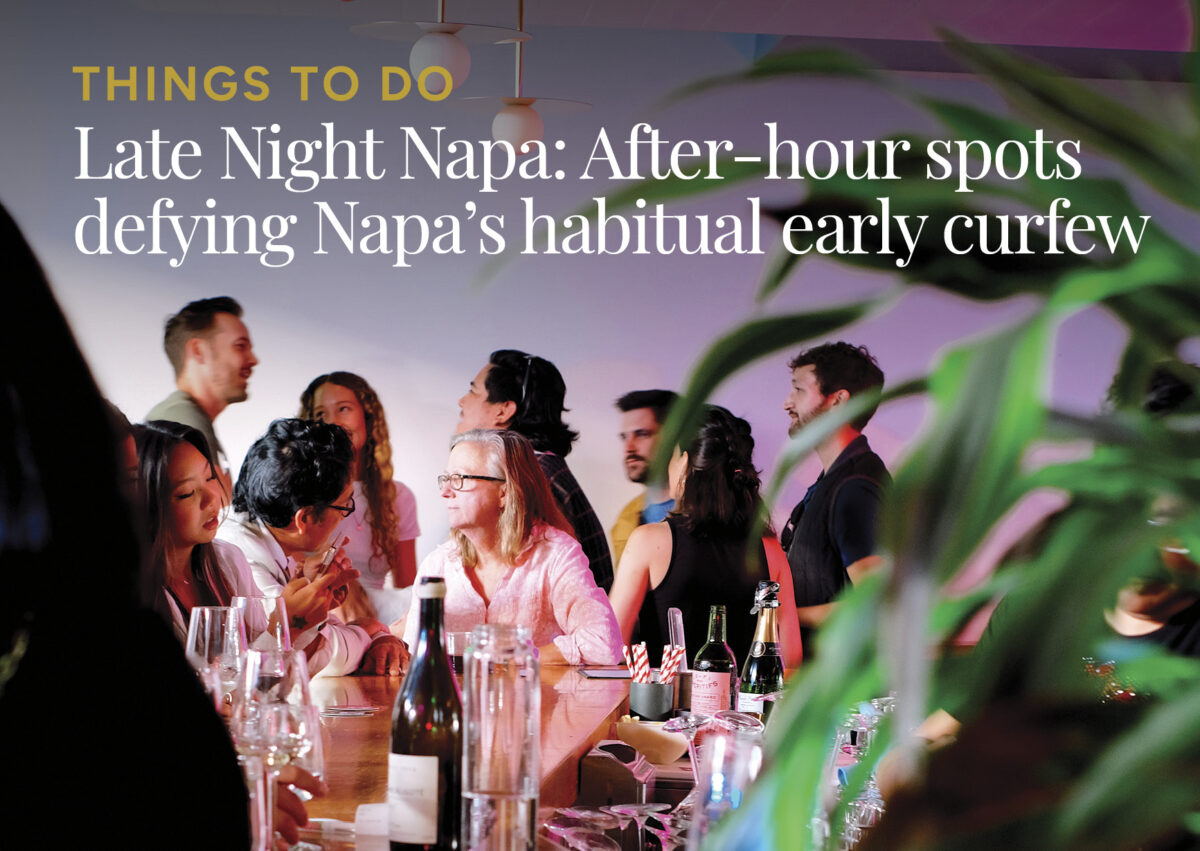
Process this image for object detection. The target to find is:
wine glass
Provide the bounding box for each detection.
[185,605,245,708]
[559,828,621,850]
[662,712,712,817]
[233,594,291,652]
[603,803,670,847]
[645,812,691,850]
[230,649,318,848]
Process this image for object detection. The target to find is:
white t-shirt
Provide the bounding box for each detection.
[335,479,420,589]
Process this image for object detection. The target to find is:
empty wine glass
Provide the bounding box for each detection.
[233,594,291,651]
[604,803,670,847]
[555,807,620,832]
[559,828,621,850]
[230,649,318,848]
[662,712,712,817]
[185,605,245,708]
[645,812,691,850]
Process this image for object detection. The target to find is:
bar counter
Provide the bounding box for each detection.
[306,666,630,820]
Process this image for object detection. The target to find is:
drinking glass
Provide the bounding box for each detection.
[645,812,691,850]
[685,728,763,849]
[230,649,318,848]
[462,624,540,851]
[233,594,291,652]
[603,803,670,849]
[239,754,271,851]
[661,712,712,817]
[185,606,245,707]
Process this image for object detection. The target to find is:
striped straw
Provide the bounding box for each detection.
[632,642,651,683]
[622,644,632,672]
[660,645,684,684]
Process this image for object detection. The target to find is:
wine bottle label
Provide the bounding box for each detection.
[737,691,767,714]
[690,671,731,713]
[387,753,438,843]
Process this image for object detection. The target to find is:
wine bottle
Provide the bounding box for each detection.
[389,577,462,850]
[738,581,786,720]
[691,605,738,714]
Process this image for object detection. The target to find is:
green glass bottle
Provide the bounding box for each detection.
[738,581,786,720]
[691,605,738,714]
[389,577,461,850]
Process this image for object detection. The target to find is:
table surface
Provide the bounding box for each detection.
[305,666,630,821]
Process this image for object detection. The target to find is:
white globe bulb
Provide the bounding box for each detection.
[492,104,544,154]
[409,32,470,95]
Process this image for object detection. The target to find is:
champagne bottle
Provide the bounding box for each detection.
[738,581,786,720]
[389,577,461,850]
[691,605,738,714]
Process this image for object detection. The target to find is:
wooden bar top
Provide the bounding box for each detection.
[306,666,630,821]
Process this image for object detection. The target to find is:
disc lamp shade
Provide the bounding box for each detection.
[410,31,470,95]
[492,102,543,152]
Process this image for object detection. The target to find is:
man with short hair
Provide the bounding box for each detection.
[780,342,891,640]
[456,349,615,592]
[146,296,258,491]
[217,418,407,676]
[610,389,679,567]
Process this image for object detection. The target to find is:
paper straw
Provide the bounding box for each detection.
[622,645,632,672]
[632,643,650,683]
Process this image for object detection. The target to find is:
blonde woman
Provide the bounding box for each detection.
[300,371,419,624]
[404,429,622,665]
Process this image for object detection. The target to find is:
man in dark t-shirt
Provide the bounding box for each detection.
[779,342,891,647]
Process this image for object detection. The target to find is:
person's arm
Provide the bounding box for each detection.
[545,534,626,665]
[390,539,418,589]
[607,523,670,644]
[763,537,804,669]
[309,612,372,677]
[795,555,885,627]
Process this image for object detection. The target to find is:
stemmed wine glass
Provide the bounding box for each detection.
[230,649,319,849]
[661,712,712,817]
[603,803,671,847]
[185,605,245,711]
[558,829,621,850]
[645,811,692,850]
[232,594,291,652]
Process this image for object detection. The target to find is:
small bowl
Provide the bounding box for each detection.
[615,717,688,764]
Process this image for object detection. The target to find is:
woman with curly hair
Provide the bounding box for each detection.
[300,371,420,624]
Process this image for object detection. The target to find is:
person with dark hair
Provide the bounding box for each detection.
[299,371,420,624]
[608,406,804,667]
[455,350,614,592]
[146,295,258,494]
[0,203,254,845]
[779,342,891,646]
[404,429,621,665]
[611,389,679,566]
[217,418,408,676]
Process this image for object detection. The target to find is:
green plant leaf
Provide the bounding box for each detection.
[654,300,882,470]
[665,47,886,106]
[939,31,1200,211]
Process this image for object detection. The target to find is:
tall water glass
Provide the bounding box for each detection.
[685,729,764,850]
[462,624,540,851]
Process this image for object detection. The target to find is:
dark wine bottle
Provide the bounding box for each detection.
[738,581,786,720]
[691,605,738,714]
[389,577,462,850]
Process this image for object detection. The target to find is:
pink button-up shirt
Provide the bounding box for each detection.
[404,526,622,665]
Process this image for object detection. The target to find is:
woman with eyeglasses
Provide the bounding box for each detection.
[133,420,263,639]
[454,349,615,594]
[299,371,420,624]
[403,429,622,665]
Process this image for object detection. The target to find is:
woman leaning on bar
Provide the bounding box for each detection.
[608,405,805,668]
[403,429,623,665]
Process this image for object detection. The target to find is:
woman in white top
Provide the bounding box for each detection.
[134,420,261,639]
[300,371,420,624]
[404,429,622,666]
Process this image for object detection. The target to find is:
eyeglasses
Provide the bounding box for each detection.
[328,494,356,517]
[518,354,535,411]
[437,473,505,491]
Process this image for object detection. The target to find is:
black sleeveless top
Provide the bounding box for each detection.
[636,516,770,667]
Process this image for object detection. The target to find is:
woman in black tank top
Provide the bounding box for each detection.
[608,406,803,668]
